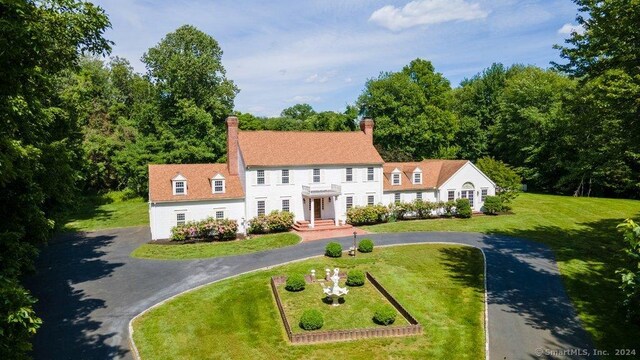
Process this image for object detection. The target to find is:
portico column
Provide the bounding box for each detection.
[334,196,339,226]
[310,199,315,228]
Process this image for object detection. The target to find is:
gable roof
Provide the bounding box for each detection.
[383,159,468,191]
[237,131,384,167]
[148,163,244,203]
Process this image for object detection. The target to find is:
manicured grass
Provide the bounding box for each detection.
[279,278,408,333]
[130,233,301,260]
[133,244,485,360]
[363,193,640,356]
[62,191,149,232]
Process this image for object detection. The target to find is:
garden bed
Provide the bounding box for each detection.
[271,272,422,344]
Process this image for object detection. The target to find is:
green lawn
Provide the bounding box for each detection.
[278,278,409,334]
[363,192,640,356]
[131,233,301,260]
[133,244,485,360]
[62,191,149,232]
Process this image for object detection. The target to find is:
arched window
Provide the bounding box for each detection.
[461,182,475,206]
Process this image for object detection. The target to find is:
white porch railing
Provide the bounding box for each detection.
[301,184,341,197]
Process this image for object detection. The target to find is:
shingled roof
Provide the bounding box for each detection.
[237,131,384,167]
[148,163,244,202]
[383,160,469,191]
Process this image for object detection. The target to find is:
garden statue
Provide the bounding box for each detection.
[322,268,348,306]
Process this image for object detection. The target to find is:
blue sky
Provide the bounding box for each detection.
[94,0,583,117]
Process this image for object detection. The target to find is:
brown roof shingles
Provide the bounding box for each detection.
[148,163,244,202]
[383,160,468,191]
[237,131,384,167]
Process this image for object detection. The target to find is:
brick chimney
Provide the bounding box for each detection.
[226,116,239,175]
[360,117,374,143]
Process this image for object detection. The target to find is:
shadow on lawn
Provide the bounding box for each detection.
[485,213,640,353]
[60,193,116,232]
[24,231,128,359]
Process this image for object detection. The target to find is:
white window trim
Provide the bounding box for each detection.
[345,194,354,211]
[367,167,375,181]
[173,180,186,195]
[256,199,267,216]
[481,187,488,201]
[345,167,353,182]
[447,189,455,201]
[416,192,422,200]
[212,179,225,194]
[213,208,225,220]
[176,211,186,225]
[394,192,401,203]
[281,198,291,212]
[367,194,375,206]
[312,168,321,183]
[256,169,266,185]
[413,172,422,184]
[281,169,290,184]
[392,173,401,185]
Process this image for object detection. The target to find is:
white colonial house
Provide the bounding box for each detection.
[148,117,496,240]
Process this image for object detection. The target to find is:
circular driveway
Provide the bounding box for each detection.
[26,227,594,359]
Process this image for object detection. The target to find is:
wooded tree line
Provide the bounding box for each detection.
[0,0,638,356]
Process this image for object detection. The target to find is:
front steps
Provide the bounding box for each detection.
[293,219,353,232]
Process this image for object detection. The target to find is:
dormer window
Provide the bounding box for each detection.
[212,174,225,194]
[172,174,187,195]
[174,181,185,194]
[413,172,422,184]
[391,168,402,185]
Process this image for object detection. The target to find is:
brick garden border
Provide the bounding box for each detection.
[271,272,423,344]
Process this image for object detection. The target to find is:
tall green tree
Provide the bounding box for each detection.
[280,103,316,120]
[554,0,640,197]
[357,59,458,161]
[0,0,111,357]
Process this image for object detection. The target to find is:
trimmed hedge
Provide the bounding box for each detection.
[247,210,294,234]
[346,270,365,286]
[373,305,397,326]
[482,195,502,215]
[346,204,388,225]
[299,309,323,330]
[455,198,472,218]
[357,238,374,253]
[325,242,342,258]
[170,218,238,242]
[285,274,306,292]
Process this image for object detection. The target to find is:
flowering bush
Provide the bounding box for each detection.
[170,217,238,241]
[346,205,388,225]
[247,210,294,234]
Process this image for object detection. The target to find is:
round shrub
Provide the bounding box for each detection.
[482,195,502,215]
[299,309,323,330]
[346,270,365,286]
[373,305,397,326]
[325,242,342,258]
[455,198,472,218]
[285,274,306,292]
[357,238,374,253]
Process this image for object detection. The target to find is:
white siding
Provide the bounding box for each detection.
[438,162,496,211]
[243,165,383,224]
[382,190,437,205]
[149,199,246,240]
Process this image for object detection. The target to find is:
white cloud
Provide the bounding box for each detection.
[286,95,322,103]
[558,23,585,35]
[369,0,489,31]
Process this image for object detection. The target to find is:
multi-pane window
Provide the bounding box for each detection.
[413,173,422,184]
[282,199,290,212]
[392,173,401,185]
[462,190,474,205]
[346,196,353,210]
[174,181,185,194]
[176,213,186,225]
[257,170,265,185]
[448,190,455,201]
[367,195,375,206]
[345,168,353,182]
[481,188,488,201]
[281,169,290,184]
[215,210,224,219]
[367,167,374,181]
[313,169,321,183]
[394,193,401,203]
[321,198,325,210]
[257,200,266,216]
[213,180,224,193]
[416,192,422,200]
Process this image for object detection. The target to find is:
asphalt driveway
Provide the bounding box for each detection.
[25,227,594,359]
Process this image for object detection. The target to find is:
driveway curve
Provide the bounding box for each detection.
[26,226,594,360]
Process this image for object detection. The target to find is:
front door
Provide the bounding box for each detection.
[314,199,322,219]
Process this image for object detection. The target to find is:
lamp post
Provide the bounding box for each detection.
[352,231,357,257]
